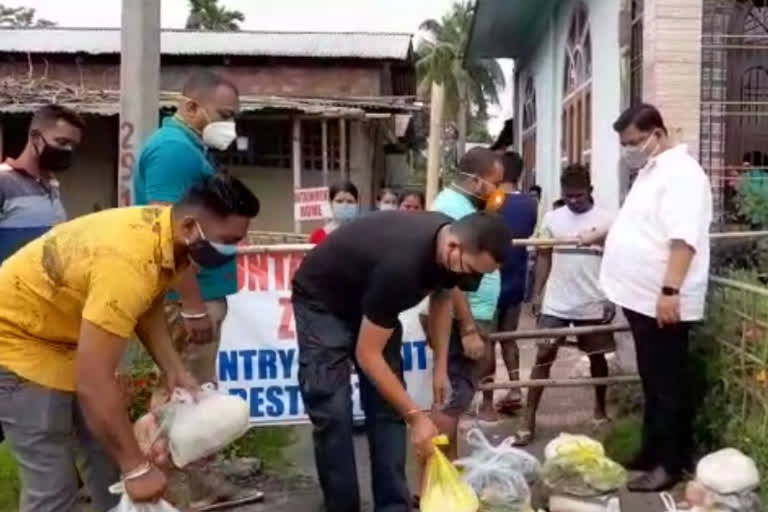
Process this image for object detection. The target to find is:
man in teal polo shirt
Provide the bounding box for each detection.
[134,70,260,508]
[428,147,504,457]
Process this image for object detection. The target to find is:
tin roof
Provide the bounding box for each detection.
[0,28,413,60]
[0,78,422,116]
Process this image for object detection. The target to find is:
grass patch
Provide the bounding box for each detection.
[0,442,19,512]
[602,414,642,467]
[223,426,298,472]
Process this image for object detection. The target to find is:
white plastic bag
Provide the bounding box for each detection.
[696,448,760,495]
[454,428,540,510]
[108,482,180,512]
[155,384,250,468]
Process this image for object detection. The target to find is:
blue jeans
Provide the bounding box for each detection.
[294,299,410,512]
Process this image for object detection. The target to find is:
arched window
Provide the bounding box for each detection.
[562,2,592,166]
[522,76,537,188]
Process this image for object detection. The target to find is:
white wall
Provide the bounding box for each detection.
[516,0,623,211]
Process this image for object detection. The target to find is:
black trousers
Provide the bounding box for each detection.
[294,299,410,512]
[624,308,693,474]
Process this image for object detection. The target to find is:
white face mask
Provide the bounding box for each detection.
[378,202,397,211]
[202,120,237,150]
[621,133,658,170]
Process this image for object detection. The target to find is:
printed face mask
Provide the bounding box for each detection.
[187,222,238,269]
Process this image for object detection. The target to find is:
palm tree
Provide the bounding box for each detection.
[0,4,55,27]
[417,1,505,158]
[186,0,244,31]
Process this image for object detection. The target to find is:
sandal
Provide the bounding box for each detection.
[496,396,522,416]
[512,429,533,446]
[412,494,420,509]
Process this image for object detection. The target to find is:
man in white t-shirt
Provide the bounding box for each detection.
[601,104,712,492]
[516,164,615,446]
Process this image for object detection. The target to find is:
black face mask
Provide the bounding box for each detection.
[455,272,483,292]
[36,135,74,172]
[187,222,238,269]
[566,197,592,214]
[441,246,484,292]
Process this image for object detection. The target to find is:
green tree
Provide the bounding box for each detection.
[416,1,505,157]
[186,0,245,31]
[0,4,55,27]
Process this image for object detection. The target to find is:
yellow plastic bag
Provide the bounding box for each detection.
[421,435,480,512]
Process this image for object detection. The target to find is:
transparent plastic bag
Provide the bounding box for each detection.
[421,435,480,512]
[540,433,626,496]
[108,482,180,512]
[153,384,250,468]
[454,428,539,511]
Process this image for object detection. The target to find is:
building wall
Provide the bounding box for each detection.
[643,0,703,157]
[515,0,623,211]
[229,119,375,233]
[0,58,384,97]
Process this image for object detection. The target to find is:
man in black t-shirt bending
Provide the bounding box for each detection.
[292,211,511,512]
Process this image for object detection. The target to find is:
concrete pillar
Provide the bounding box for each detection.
[118,0,160,206]
[292,117,302,233]
[321,119,329,186]
[349,120,372,207]
[642,0,703,158]
[339,118,347,179]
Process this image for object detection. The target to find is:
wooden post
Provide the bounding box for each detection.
[425,82,445,208]
[321,119,329,186]
[292,117,302,233]
[479,375,641,390]
[488,323,630,342]
[339,118,347,179]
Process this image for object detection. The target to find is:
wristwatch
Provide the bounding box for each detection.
[661,286,679,296]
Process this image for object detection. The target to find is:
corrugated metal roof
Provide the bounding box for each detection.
[0,28,413,60]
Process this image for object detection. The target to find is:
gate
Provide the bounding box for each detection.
[701,0,768,222]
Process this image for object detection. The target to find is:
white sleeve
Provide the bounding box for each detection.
[659,165,712,249]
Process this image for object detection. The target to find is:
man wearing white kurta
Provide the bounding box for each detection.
[601,103,712,492]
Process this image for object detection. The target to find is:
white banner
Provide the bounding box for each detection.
[218,251,433,425]
[293,187,331,222]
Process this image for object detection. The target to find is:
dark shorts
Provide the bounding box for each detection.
[537,314,616,354]
[496,302,522,334]
[443,318,494,417]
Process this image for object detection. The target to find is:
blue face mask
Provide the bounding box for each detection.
[333,203,359,222]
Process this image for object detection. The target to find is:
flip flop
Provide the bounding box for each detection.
[196,491,265,511]
[590,417,612,431]
[512,429,533,447]
[496,397,522,415]
[412,494,421,509]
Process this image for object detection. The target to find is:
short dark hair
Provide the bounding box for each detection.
[30,104,85,133]
[399,190,425,208]
[529,185,542,196]
[330,181,359,202]
[177,174,259,218]
[501,151,524,183]
[458,147,501,179]
[450,212,512,263]
[613,103,668,135]
[560,163,591,189]
[182,70,239,99]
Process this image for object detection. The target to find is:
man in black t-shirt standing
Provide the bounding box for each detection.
[292,211,511,512]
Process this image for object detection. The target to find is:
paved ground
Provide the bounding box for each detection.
[225,311,664,511]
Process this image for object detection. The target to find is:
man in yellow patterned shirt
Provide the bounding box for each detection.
[0,175,259,512]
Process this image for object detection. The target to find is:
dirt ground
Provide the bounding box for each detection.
[227,311,667,512]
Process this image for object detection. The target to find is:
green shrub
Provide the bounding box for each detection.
[223,426,298,472]
[0,442,19,512]
[602,415,642,467]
